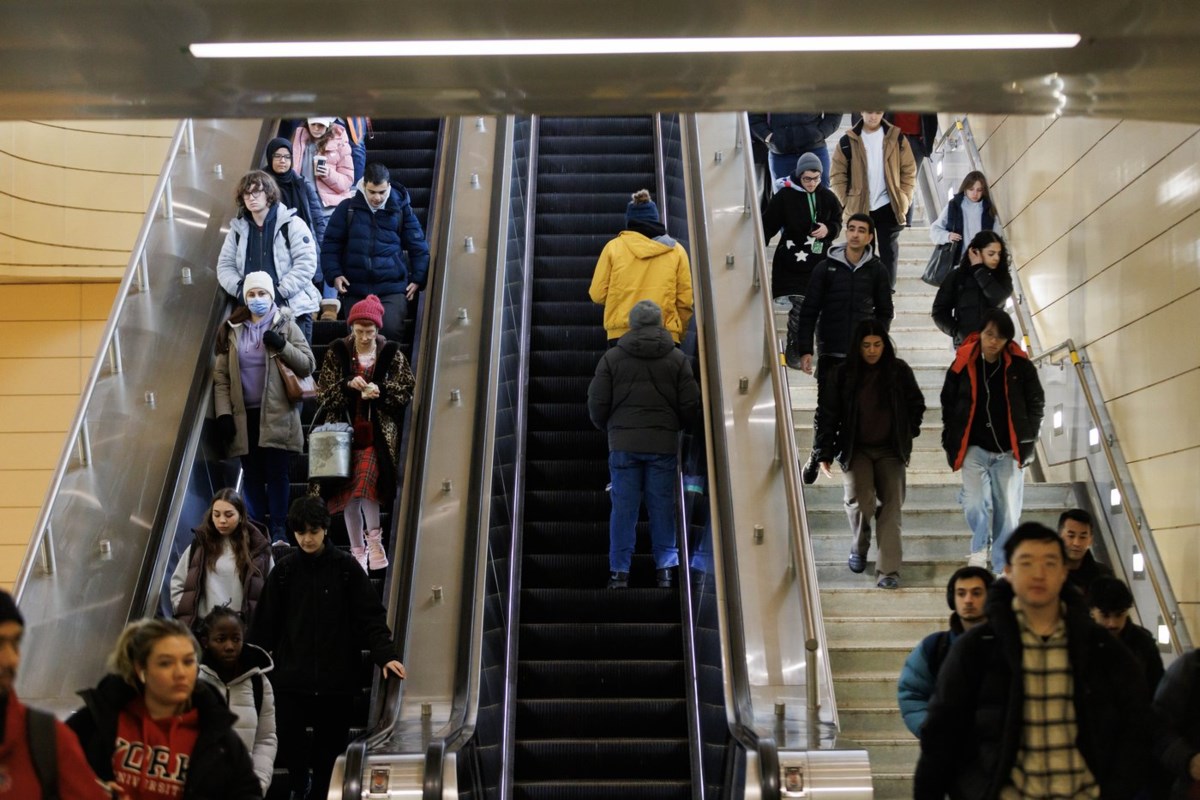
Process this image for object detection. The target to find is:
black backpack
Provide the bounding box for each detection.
[27,706,59,800]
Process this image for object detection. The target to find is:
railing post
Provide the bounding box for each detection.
[76,424,92,467]
[108,329,123,375]
[183,119,195,155]
[162,177,174,220]
[138,251,150,293]
[39,524,56,576]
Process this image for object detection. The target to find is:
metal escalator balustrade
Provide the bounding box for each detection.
[512,115,693,800]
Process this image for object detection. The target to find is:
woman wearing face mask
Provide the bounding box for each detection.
[67,618,261,800]
[291,117,355,215]
[930,230,1014,347]
[311,295,415,572]
[213,272,315,549]
[170,489,272,630]
[216,170,321,341]
[812,319,926,590]
[929,170,999,259]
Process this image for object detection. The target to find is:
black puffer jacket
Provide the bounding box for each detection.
[761,181,842,299]
[931,262,1014,347]
[587,325,700,454]
[248,544,396,694]
[1154,650,1200,800]
[940,332,1044,469]
[749,113,842,155]
[67,675,262,800]
[812,358,925,469]
[792,245,894,359]
[914,580,1154,800]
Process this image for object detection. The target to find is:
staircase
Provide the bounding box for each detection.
[781,225,1075,798]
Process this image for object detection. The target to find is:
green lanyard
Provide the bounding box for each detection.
[806,192,824,254]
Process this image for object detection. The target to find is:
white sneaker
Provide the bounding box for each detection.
[350,545,369,573]
[966,549,989,568]
[366,529,389,571]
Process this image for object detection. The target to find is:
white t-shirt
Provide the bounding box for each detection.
[170,538,244,620]
[861,127,890,211]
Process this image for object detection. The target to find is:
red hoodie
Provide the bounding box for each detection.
[112,698,200,800]
[0,691,109,799]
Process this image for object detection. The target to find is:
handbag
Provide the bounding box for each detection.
[308,405,353,480]
[276,356,316,403]
[921,242,960,287]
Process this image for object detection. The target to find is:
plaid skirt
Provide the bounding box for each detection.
[328,445,381,512]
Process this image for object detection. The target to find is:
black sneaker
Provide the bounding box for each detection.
[801,456,820,485]
[607,571,629,589]
[655,567,676,588]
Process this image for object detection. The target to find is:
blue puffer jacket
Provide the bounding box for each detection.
[320,181,430,295]
[897,616,964,737]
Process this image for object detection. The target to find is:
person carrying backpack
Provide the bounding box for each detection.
[0,590,110,799]
[896,567,993,737]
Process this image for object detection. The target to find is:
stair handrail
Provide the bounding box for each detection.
[14,119,193,600]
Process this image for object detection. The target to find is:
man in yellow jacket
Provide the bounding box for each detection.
[590,189,694,345]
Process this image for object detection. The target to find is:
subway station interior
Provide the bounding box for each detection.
[3,2,1200,798]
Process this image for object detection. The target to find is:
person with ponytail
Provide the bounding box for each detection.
[170,489,272,630]
[67,618,261,800]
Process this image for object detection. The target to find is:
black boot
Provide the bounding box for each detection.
[801,454,821,485]
[607,571,629,589]
[655,567,676,588]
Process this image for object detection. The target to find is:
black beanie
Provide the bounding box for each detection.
[0,591,23,627]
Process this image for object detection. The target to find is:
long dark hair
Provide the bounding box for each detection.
[842,318,898,409]
[958,230,1010,271]
[193,489,261,582]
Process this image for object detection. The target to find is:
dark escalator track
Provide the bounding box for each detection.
[513,116,693,799]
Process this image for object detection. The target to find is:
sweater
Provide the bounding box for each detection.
[589,230,694,342]
[198,644,277,794]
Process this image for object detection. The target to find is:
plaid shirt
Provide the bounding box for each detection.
[999,600,1099,799]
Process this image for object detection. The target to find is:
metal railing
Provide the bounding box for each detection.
[14,119,194,599]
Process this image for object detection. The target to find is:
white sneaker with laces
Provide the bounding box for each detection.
[966,549,989,568]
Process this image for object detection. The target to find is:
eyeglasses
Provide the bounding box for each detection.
[798,175,822,184]
[271,153,292,162]
[242,188,265,199]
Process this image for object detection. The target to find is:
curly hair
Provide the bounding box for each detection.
[233,170,280,215]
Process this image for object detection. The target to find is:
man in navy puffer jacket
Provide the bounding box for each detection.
[321,161,430,341]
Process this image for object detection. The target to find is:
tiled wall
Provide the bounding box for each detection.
[0,120,176,281]
[972,114,1200,635]
[0,283,119,587]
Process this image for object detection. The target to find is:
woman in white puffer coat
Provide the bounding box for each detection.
[197,606,278,795]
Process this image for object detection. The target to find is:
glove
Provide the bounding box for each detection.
[216,415,236,442]
[262,330,286,350]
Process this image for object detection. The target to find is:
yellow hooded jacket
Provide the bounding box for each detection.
[589,231,694,342]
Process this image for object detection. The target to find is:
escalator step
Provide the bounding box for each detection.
[537,173,662,196]
[524,491,609,522]
[529,375,593,402]
[517,661,684,699]
[514,738,690,777]
[519,623,682,660]
[522,588,678,623]
[522,521,609,553]
[525,460,608,489]
[530,304,603,328]
[515,698,686,738]
[530,324,605,352]
[529,351,606,377]
[528,402,594,430]
[523,555,674,592]
[532,233,613,259]
[512,781,690,800]
[525,432,608,461]
[537,155,655,176]
[538,117,654,136]
[532,277,595,304]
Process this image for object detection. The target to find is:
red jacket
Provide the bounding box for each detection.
[0,691,109,799]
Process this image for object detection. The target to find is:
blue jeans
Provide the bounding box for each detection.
[768,144,832,188]
[241,409,293,543]
[959,446,1025,569]
[608,451,679,573]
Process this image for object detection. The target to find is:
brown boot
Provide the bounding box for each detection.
[319,298,341,321]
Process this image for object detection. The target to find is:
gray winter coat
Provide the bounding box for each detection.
[213,307,315,456]
[217,205,322,316]
[587,326,700,454]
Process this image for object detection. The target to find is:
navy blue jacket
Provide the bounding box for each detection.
[320,184,430,295]
[749,113,842,155]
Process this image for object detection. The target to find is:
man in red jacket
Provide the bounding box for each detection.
[0,590,109,799]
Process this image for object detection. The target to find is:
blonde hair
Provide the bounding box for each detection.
[108,618,200,688]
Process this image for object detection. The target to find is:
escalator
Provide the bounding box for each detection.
[512,116,693,799]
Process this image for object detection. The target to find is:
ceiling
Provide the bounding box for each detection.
[3,0,1200,122]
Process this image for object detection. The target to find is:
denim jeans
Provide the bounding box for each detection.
[768,144,832,188]
[241,409,293,543]
[608,450,679,573]
[959,445,1025,569]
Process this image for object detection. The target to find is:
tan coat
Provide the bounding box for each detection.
[213,308,315,457]
[830,120,917,224]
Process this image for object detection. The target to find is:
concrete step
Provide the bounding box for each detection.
[833,674,902,707]
[822,586,948,617]
[825,615,945,647]
[818,560,963,588]
[837,706,913,737]
[802,482,1075,509]
[856,738,920,772]
[790,440,950,475]
[872,773,914,800]
[812,533,971,562]
[829,644,911,675]
[793,422,946,450]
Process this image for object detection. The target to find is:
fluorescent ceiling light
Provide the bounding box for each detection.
[190,34,1081,59]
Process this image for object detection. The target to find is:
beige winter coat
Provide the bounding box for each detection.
[830,119,917,224]
[213,308,315,457]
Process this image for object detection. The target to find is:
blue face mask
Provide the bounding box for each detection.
[246,297,272,316]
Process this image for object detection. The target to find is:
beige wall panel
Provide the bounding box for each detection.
[966,114,1007,148]
[0,433,64,470]
[977,114,1055,186]
[1004,123,1195,272]
[1036,210,1200,345]
[0,154,159,213]
[9,121,171,176]
[0,321,83,359]
[1152,526,1200,608]
[0,470,52,508]
[80,320,107,355]
[1107,371,1200,462]
[8,202,143,252]
[44,120,177,137]
[0,358,84,396]
[0,236,127,269]
[81,283,119,319]
[1086,292,1200,400]
[0,512,37,545]
[0,397,79,434]
[0,546,26,587]
[1127,449,1200,531]
[991,118,1117,232]
[1,285,81,318]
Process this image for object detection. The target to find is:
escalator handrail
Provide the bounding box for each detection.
[735,111,834,734]
[679,112,781,800]
[14,119,192,602]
